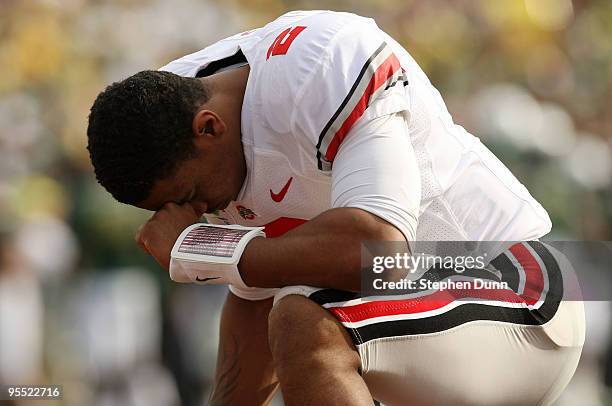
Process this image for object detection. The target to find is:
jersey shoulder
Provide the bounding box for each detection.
[251,11,411,171]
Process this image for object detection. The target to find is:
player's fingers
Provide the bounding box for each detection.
[157,201,205,222]
[187,201,207,218]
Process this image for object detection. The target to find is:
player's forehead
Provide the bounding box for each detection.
[136,170,191,211]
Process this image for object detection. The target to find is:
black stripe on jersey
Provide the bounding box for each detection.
[315,42,387,170]
[309,289,362,305]
[490,250,521,292]
[384,77,409,91]
[526,241,564,323]
[310,241,564,345]
[196,49,248,77]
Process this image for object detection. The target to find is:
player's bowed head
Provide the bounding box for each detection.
[87,68,257,284]
[87,69,249,212]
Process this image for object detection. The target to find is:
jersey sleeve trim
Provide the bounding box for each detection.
[315,41,408,171]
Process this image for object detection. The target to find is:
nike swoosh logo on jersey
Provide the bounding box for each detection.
[270,177,293,202]
[196,276,220,283]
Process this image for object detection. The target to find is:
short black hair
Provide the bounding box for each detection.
[87,70,211,205]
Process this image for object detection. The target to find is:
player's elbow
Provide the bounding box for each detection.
[346,208,407,243]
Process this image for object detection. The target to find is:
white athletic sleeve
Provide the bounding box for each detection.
[228,284,279,301]
[331,111,421,243]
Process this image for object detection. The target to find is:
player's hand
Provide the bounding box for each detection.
[136,202,206,270]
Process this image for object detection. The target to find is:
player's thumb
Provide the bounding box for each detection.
[135,224,149,254]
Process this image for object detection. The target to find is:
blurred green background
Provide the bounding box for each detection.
[0,1,610,405]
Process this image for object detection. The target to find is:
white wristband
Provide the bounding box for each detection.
[169,223,265,288]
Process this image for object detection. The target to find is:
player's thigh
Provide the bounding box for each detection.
[273,287,583,406]
[360,316,583,406]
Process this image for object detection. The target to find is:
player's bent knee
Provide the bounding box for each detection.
[268,294,360,372]
[268,294,318,355]
[268,294,343,349]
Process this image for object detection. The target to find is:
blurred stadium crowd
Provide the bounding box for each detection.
[0,0,610,405]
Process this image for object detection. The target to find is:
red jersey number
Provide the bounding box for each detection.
[266,26,307,60]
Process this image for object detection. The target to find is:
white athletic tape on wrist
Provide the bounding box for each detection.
[169,223,265,288]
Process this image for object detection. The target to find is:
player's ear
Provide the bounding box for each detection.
[192,109,227,140]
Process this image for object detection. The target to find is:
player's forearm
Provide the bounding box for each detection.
[239,208,405,291]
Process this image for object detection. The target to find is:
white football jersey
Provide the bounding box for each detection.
[160,10,552,298]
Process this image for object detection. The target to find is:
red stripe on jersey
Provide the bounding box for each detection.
[509,243,545,306]
[264,217,307,237]
[324,52,401,163]
[325,287,525,323]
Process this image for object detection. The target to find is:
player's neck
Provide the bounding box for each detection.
[200,65,250,108]
[198,65,250,134]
